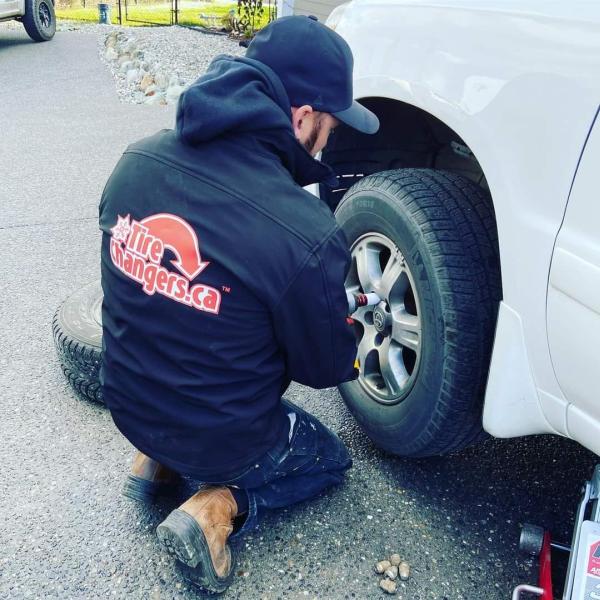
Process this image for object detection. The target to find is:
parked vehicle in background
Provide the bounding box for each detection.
[321,0,600,457]
[0,0,55,41]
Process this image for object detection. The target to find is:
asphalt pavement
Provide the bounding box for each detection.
[1,23,598,600]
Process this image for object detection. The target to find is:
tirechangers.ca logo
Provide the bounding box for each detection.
[109,213,222,315]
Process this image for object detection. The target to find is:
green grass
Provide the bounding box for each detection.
[56,2,270,28]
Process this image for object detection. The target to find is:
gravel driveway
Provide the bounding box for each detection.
[1,21,598,600]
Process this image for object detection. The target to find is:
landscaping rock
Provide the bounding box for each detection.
[390,553,401,566]
[119,60,134,74]
[166,84,184,104]
[126,69,140,86]
[144,92,164,105]
[398,561,410,581]
[98,25,244,105]
[154,71,169,90]
[384,565,398,580]
[117,53,131,66]
[139,73,154,93]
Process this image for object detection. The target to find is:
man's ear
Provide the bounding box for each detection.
[291,105,314,137]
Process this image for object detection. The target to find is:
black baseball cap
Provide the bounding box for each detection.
[246,15,379,135]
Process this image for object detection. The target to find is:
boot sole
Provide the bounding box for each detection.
[156,509,234,594]
[121,475,173,504]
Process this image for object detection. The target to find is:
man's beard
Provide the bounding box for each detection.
[303,119,322,156]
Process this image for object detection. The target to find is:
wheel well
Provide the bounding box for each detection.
[321,97,490,210]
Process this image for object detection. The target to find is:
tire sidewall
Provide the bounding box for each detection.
[335,186,447,452]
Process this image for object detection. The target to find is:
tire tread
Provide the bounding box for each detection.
[52,306,104,405]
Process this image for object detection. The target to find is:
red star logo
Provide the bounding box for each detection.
[111,214,131,243]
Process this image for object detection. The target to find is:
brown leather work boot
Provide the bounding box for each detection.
[121,451,180,504]
[156,486,238,594]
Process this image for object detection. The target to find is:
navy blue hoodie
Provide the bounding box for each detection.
[99,55,357,479]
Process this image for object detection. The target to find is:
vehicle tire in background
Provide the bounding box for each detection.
[335,169,501,457]
[52,281,104,405]
[22,0,56,42]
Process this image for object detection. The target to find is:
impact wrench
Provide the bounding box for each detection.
[346,291,382,371]
[346,291,381,315]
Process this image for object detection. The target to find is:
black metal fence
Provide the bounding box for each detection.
[113,0,177,26]
[111,0,276,29]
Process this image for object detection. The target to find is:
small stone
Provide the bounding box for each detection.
[117,53,131,66]
[390,553,401,566]
[384,565,398,580]
[144,84,157,97]
[379,579,397,594]
[105,47,118,61]
[375,560,391,574]
[140,73,154,92]
[398,561,410,581]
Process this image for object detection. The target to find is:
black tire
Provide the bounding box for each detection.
[52,281,104,404]
[22,0,56,42]
[335,169,501,457]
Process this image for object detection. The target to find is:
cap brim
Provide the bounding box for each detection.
[333,101,379,134]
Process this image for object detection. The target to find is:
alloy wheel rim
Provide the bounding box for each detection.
[347,232,422,404]
[39,2,51,28]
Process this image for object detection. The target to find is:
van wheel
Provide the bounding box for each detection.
[335,169,501,456]
[23,0,56,42]
[52,281,104,405]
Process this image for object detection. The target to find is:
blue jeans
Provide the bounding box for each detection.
[184,400,352,540]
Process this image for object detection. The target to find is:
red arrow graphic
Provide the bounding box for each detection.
[141,213,209,280]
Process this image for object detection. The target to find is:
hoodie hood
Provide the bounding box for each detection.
[175,55,337,188]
